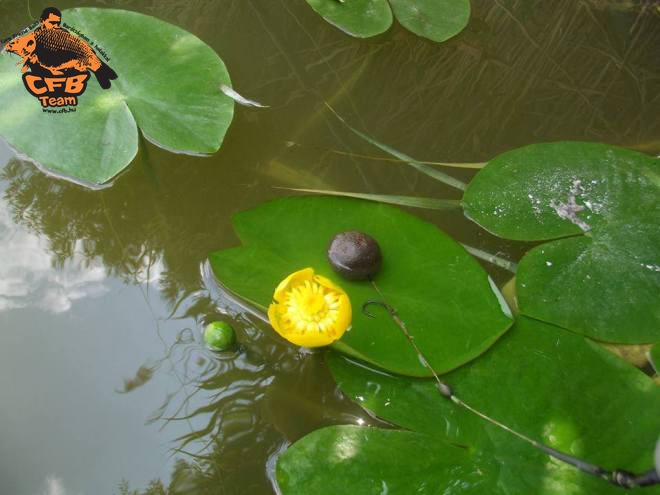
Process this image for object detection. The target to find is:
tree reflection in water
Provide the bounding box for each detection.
[1,159,371,494]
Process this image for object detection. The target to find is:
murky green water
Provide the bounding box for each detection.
[0,1,658,493]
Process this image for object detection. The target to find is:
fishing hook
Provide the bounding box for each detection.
[362,299,396,318]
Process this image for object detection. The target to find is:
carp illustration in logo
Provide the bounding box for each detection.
[3,7,117,108]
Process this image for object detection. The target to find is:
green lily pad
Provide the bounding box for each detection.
[277,425,498,494]
[0,8,233,186]
[462,142,658,241]
[209,196,513,376]
[305,0,469,42]
[326,316,660,494]
[304,0,392,38]
[462,142,660,343]
[389,0,470,42]
[276,426,627,495]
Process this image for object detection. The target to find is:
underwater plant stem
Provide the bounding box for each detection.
[282,140,485,169]
[324,103,468,191]
[365,279,658,489]
[325,148,486,169]
[281,187,462,211]
[461,245,517,273]
[138,132,160,188]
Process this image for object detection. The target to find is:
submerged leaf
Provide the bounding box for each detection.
[389,0,471,42]
[0,8,234,186]
[326,103,468,190]
[304,0,392,38]
[305,0,470,42]
[462,142,660,343]
[285,187,462,210]
[209,196,512,376]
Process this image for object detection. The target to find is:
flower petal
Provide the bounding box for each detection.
[335,294,352,335]
[314,274,348,296]
[286,329,334,348]
[268,268,352,348]
[267,303,282,333]
[273,267,314,302]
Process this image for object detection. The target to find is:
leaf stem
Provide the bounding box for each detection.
[322,147,486,169]
[461,245,517,273]
[281,187,462,211]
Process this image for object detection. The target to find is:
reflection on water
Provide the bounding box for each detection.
[0,140,12,168]
[37,476,76,495]
[0,0,658,493]
[0,198,109,312]
[0,149,371,492]
[131,283,378,494]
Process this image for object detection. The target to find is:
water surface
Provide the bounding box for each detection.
[0,1,658,493]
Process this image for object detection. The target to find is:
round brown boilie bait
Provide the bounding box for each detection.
[327,231,382,281]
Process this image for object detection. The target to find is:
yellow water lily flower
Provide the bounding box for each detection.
[267,268,352,347]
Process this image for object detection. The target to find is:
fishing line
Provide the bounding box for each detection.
[364,278,659,490]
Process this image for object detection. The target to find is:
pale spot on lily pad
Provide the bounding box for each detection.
[95,91,125,110]
[542,418,583,456]
[550,179,591,232]
[334,429,360,461]
[169,34,200,54]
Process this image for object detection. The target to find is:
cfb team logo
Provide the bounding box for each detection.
[3,7,117,110]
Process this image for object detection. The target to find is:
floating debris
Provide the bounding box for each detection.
[220,84,269,108]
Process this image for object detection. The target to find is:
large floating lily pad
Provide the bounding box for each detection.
[0,8,233,186]
[462,142,660,343]
[462,143,658,241]
[305,0,470,42]
[277,425,499,494]
[322,317,660,494]
[209,196,513,376]
[277,425,628,495]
